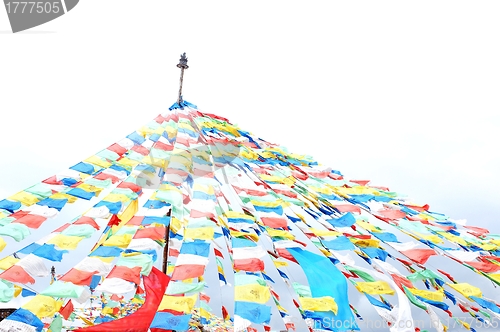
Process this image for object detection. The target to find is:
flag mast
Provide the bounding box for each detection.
[162,53,189,275]
[177,52,189,104]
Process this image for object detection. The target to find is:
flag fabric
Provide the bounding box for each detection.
[0,99,497,332]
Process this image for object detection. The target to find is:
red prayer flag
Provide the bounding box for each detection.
[117,182,142,193]
[390,273,414,290]
[233,258,265,272]
[401,249,436,265]
[334,204,361,214]
[261,217,288,228]
[126,216,145,226]
[377,209,406,220]
[222,305,230,320]
[214,248,224,258]
[200,293,210,303]
[466,261,500,273]
[74,216,100,230]
[59,299,74,320]
[108,266,142,285]
[134,226,166,241]
[75,267,170,332]
[0,265,35,284]
[60,268,97,286]
[276,248,298,263]
[107,143,127,156]
[107,214,121,227]
[13,214,47,229]
[171,264,205,280]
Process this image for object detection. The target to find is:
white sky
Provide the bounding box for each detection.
[1,0,500,233]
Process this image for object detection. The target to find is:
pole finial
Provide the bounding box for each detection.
[177,52,189,69]
[177,53,188,104]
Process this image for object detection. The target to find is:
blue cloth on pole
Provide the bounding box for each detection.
[21,288,37,297]
[18,243,42,255]
[470,296,500,314]
[142,216,170,226]
[67,188,96,200]
[126,132,146,145]
[150,311,191,330]
[288,247,359,331]
[90,275,101,289]
[373,232,399,242]
[365,293,391,310]
[144,199,170,209]
[89,246,123,257]
[180,240,210,257]
[361,247,389,262]
[70,162,95,174]
[0,199,21,213]
[7,308,44,332]
[32,244,68,262]
[234,301,271,324]
[94,201,122,214]
[232,238,256,248]
[326,213,356,228]
[37,198,68,211]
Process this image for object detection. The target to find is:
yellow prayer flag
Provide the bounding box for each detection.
[234,284,270,304]
[9,191,39,206]
[90,256,115,263]
[102,234,133,248]
[352,238,380,248]
[356,220,380,233]
[267,229,295,240]
[50,192,78,203]
[230,231,259,242]
[438,232,468,246]
[200,307,211,319]
[184,227,215,240]
[101,306,114,315]
[225,211,254,221]
[250,200,282,209]
[299,296,338,314]
[13,285,22,297]
[22,295,60,318]
[0,255,19,270]
[408,288,445,302]
[355,281,395,295]
[84,155,111,169]
[310,228,341,237]
[447,283,482,299]
[273,260,289,268]
[103,193,129,203]
[419,234,444,244]
[170,217,182,234]
[77,184,103,196]
[0,238,6,253]
[158,294,197,313]
[116,157,140,168]
[120,199,139,225]
[79,315,95,326]
[318,247,332,257]
[47,234,84,250]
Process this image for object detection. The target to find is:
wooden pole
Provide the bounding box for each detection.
[176,52,189,104]
[162,210,171,274]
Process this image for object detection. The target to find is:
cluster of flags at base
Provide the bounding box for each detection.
[0,99,498,331]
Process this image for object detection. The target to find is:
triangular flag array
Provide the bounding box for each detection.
[0,100,499,331]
